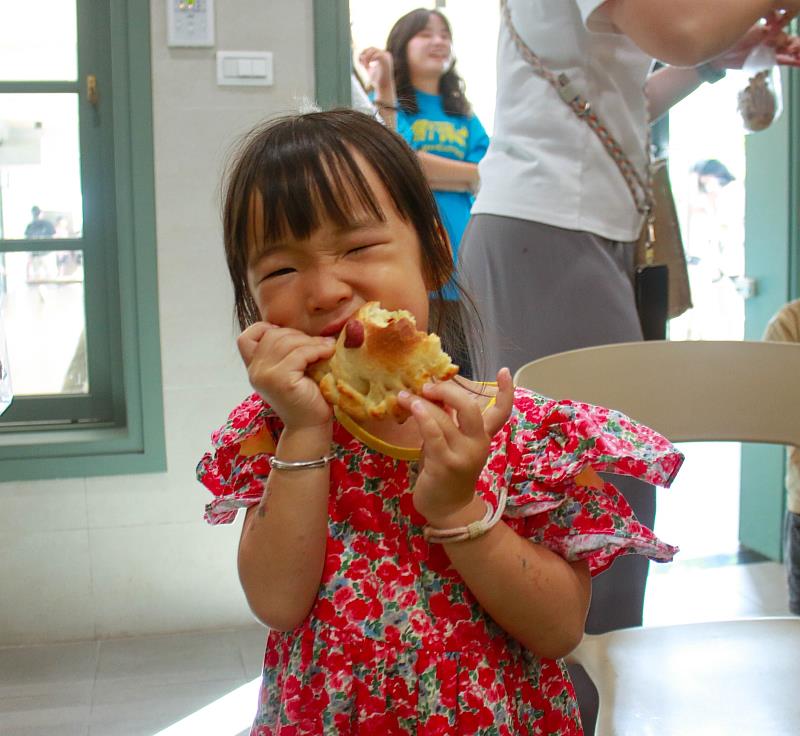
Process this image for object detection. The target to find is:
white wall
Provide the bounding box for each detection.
[0,0,314,645]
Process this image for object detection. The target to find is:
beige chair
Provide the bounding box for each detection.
[514,340,800,736]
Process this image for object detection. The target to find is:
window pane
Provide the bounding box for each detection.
[0,93,83,239]
[0,0,77,81]
[0,251,87,396]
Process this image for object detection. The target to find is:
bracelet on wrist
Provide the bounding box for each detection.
[696,62,726,84]
[423,487,508,544]
[374,100,399,111]
[268,450,335,471]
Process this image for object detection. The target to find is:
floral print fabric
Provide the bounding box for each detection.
[197,388,683,735]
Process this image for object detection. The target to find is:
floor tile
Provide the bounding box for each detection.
[0,726,88,736]
[95,629,245,686]
[644,561,790,625]
[235,625,268,680]
[0,640,97,698]
[89,677,247,736]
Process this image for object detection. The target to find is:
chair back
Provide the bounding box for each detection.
[514,340,800,446]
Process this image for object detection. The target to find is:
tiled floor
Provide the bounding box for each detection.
[1,442,794,735]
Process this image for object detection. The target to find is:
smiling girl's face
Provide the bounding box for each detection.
[246,153,432,339]
[405,12,453,81]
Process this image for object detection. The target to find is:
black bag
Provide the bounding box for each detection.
[635,264,669,341]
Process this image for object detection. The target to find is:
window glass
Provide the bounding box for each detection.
[0,250,86,396]
[0,94,84,240]
[0,0,78,82]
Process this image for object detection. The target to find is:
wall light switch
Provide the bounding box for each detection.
[167,0,215,48]
[216,51,274,86]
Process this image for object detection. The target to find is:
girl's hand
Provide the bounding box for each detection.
[358,47,394,91]
[237,322,336,431]
[397,368,514,526]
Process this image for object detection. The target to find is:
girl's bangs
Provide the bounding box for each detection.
[251,141,387,253]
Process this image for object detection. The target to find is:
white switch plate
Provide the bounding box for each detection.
[216,51,274,86]
[167,0,215,48]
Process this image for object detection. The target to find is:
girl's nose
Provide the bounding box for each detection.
[307,267,352,312]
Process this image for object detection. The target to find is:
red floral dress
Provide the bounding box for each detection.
[197,387,683,735]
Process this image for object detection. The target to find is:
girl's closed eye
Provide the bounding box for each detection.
[346,243,380,256]
[260,266,296,282]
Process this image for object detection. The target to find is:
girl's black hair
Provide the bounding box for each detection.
[386,8,471,118]
[221,108,480,367]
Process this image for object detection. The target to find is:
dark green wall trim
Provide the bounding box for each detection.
[313,0,352,108]
[789,67,800,300]
[0,0,165,481]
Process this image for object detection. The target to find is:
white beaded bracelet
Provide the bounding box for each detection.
[423,487,508,544]
[268,451,336,471]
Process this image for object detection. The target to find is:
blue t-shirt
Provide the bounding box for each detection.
[396,90,489,296]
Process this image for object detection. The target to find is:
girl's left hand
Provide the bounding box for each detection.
[397,368,514,526]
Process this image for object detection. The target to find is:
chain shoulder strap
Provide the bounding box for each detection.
[500,0,654,243]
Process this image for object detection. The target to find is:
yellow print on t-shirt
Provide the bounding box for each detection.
[410,120,468,159]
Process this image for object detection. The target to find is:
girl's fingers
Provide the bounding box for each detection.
[236,321,277,363]
[245,327,334,371]
[398,392,459,449]
[408,396,453,452]
[483,368,515,438]
[421,379,484,437]
[280,342,337,372]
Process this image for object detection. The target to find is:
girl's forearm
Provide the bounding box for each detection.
[417,152,480,192]
[237,426,331,631]
[434,498,591,659]
[603,0,780,66]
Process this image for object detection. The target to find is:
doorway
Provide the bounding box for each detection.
[656,76,753,562]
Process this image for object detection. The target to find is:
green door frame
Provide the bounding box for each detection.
[313,0,352,109]
[740,66,800,560]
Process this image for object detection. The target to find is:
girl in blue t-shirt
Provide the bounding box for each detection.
[360,8,489,372]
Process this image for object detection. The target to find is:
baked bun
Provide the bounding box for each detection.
[308,302,459,422]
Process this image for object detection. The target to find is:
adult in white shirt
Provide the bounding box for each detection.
[458,1,800,731]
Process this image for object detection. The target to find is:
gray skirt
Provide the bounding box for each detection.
[457,214,643,380]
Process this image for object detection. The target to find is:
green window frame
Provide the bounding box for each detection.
[0,0,165,481]
[313,0,351,108]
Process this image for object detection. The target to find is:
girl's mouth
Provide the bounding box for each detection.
[319,308,361,338]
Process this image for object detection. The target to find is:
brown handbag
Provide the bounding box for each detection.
[634,158,692,320]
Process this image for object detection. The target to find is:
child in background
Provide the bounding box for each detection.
[763,298,800,615]
[360,8,488,271]
[197,109,682,735]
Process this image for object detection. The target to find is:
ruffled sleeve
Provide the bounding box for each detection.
[493,389,683,575]
[196,394,282,525]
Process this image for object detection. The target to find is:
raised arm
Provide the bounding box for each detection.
[235,322,336,631]
[358,47,398,128]
[643,8,798,120]
[396,370,591,659]
[601,0,800,66]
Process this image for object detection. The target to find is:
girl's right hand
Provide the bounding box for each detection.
[358,47,394,90]
[237,323,336,430]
